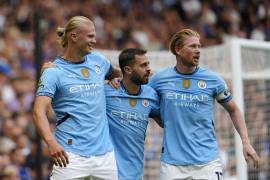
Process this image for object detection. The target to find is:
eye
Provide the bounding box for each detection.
[141,62,149,68]
[87,33,95,38]
[190,44,201,49]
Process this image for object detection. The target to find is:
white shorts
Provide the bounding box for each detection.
[160,159,223,180]
[50,151,118,180]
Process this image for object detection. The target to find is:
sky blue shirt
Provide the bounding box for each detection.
[149,66,232,165]
[36,51,114,156]
[105,83,159,180]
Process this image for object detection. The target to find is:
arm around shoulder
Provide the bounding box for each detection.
[107,66,122,80]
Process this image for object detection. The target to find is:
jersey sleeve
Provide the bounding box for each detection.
[36,68,59,98]
[214,75,232,103]
[99,53,113,78]
[148,73,158,89]
[149,101,160,117]
[149,90,160,117]
[105,64,113,79]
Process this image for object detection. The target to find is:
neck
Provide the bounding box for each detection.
[121,78,140,95]
[62,47,85,63]
[176,57,197,74]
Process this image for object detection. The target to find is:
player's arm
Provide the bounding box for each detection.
[220,100,259,168]
[107,66,122,80]
[41,61,56,72]
[106,66,122,88]
[149,97,163,127]
[151,116,163,128]
[33,96,69,167]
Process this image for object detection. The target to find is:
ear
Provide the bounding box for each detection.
[70,32,78,42]
[123,66,132,74]
[175,46,181,56]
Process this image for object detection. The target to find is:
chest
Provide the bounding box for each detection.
[57,66,106,97]
[162,78,216,95]
[110,97,152,113]
[107,96,153,122]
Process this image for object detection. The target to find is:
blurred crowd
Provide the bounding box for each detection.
[0,0,269,179]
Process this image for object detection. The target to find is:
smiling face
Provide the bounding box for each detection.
[176,35,201,67]
[77,22,96,55]
[71,21,96,56]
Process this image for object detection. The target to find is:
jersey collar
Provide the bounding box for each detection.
[59,56,86,64]
[174,66,199,75]
[120,81,142,96]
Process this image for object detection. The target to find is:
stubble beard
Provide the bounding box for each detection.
[130,74,148,85]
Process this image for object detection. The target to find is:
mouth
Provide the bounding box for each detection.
[142,76,149,84]
[88,43,94,48]
[193,56,200,62]
[143,75,149,82]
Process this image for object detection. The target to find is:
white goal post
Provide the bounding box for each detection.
[230,38,270,180]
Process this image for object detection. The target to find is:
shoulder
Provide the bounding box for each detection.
[42,66,61,77]
[104,83,114,91]
[151,67,173,81]
[141,85,159,99]
[197,67,223,80]
[149,67,175,87]
[104,83,119,94]
[142,85,156,93]
[85,52,112,71]
[154,67,173,76]
[85,51,109,62]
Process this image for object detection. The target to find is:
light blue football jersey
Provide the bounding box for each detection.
[149,66,232,165]
[36,51,114,156]
[105,83,159,180]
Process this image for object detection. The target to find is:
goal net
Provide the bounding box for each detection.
[101,38,270,180]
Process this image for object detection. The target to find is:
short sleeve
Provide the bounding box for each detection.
[215,75,232,103]
[36,68,59,98]
[148,74,158,89]
[99,52,113,78]
[105,64,113,79]
[149,90,160,117]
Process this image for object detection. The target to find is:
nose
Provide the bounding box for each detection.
[195,47,200,54]
[91,38,96,45]
[146,67,151,73]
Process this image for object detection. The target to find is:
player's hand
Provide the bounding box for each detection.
[41,61,56,73]
[47,139,69,167]
[108,77,121,89]
[243,142,259,168]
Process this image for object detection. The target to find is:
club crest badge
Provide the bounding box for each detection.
[129,99,137,107]
[198,80,207,89]
[142,99,149,107]
[94,65,101,74]
[81,68,90,79]
[182,79,191,89]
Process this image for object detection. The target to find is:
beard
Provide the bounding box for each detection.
[182,57,199,67]
[130,72,149,85]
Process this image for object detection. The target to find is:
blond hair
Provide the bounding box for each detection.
[56,16,92,48]
[169,29,200,55]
